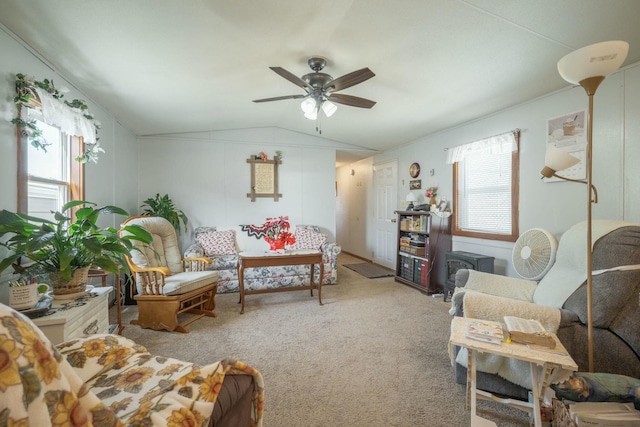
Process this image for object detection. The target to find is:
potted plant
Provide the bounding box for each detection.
[140,193,188,234]
[262,216,296,251]
[0,201,152,295]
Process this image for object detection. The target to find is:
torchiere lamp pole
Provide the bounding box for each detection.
[551,41,628,372]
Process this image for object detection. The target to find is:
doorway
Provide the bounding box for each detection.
[372,161,398,269]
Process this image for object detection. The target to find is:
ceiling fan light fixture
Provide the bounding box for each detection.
[300,97,316,114]
[322,100,337,117]
[304,108,318,120]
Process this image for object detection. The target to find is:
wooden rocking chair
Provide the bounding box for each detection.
[121,216,218,333]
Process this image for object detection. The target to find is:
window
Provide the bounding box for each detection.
[18,119,84,219]
[450,130,520,242]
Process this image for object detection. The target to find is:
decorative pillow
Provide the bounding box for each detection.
[196,229,237,256]
[291,228,327,250]
[551,372,640,409]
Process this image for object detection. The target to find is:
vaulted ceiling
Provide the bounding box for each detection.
[2,1,640,164]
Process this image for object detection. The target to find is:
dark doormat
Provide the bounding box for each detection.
[344,263,395,279]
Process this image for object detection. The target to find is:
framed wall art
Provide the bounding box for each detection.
[247,157,282,201]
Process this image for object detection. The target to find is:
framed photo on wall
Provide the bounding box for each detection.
[247,157,282,201]
[545,109,587,182]
[409,179,421,190]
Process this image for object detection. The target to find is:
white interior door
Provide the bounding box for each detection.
[373,161,398,269]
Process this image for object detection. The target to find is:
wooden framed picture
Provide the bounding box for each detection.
[409,179,421,190]
[247,157,282,201]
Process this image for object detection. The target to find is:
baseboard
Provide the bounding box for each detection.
[340,251,372,263]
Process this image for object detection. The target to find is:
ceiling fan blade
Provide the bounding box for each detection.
[253,94,307,103]
[270,67,313,90]
[328,93,376,109]
[323,68,375,92]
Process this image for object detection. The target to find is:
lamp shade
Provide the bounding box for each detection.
[557,41,629,85]
[322,100,338,117]
[541,146,580,178]
[301,98,316,114]
[304,108,318,120]
[406,192,417,202]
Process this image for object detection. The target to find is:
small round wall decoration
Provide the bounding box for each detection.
[409,162,421,178]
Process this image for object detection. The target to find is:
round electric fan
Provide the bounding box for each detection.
[511,228,558,280]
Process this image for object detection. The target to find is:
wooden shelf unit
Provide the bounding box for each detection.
[394,210,451,294]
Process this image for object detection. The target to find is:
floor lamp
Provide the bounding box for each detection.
[542,40,628,372]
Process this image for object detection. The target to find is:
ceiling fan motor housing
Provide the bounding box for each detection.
[307,56,327,72]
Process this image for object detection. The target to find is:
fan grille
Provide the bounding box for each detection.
[512,228,558,280]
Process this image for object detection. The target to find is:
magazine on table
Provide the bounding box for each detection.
[465,319,504,345]
[503,316,556,348]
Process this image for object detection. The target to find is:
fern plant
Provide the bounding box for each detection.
[140,193,188,234]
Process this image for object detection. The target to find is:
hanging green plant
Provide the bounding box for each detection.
[10,73,103,163]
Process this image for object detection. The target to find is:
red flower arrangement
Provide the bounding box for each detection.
[263,216,296,250]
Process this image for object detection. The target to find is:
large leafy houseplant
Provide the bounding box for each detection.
[140,193,188,234]
[0,201,152,286]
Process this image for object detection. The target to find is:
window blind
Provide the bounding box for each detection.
[453,131,518,236]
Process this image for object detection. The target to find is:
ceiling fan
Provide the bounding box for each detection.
[253,56,376,123]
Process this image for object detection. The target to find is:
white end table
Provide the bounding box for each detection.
[449,316,577,427]
[32,287,112,345]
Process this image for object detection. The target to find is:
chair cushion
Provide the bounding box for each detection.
[163,271,218,295]
[125,216,184,274]
[290,228,326,250]
[196,230,238,256]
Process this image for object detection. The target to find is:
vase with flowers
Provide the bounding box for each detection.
[263,216,296,251]
[425,186,438,205]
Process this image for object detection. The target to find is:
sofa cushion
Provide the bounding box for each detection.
[197,229,238,256]
[291,228,326,250]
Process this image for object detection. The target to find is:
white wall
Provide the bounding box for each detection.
[338,62,640,276]
[0,26,139,301]
[137,128,340,251]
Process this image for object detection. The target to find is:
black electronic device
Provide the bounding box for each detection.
[19,295,53,318]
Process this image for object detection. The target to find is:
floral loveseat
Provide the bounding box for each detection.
[0,302,264,427]
[184,225,341,293]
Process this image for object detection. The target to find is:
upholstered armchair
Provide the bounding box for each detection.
[450,221,640,400]
[0,302,264,427]
[121,216,219,333]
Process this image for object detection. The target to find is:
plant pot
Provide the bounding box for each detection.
[49,266,90,295]
[266,239,286,251]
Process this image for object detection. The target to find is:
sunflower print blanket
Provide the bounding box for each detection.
[0,302,264,426]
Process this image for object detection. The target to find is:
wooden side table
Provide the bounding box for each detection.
[449,316,577,427]
[33,287,112,345]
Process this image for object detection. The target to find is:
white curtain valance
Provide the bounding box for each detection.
[27,87,96,144]
[446,131,518,164]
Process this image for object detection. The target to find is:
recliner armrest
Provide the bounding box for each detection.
[463,292,561,332]
[454,269,537,302]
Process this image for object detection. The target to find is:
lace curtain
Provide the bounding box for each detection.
[446,130,518,164]
[26,87,96,144]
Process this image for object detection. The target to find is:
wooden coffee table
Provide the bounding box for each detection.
[237,250,324,314]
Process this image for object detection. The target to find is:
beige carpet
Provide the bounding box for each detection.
[114,253,529,426]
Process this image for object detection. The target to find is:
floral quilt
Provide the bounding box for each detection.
[0,302,264,426]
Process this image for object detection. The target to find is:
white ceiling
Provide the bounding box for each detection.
[2,0,640,164]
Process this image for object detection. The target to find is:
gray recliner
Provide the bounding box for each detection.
[450,222,640,400]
